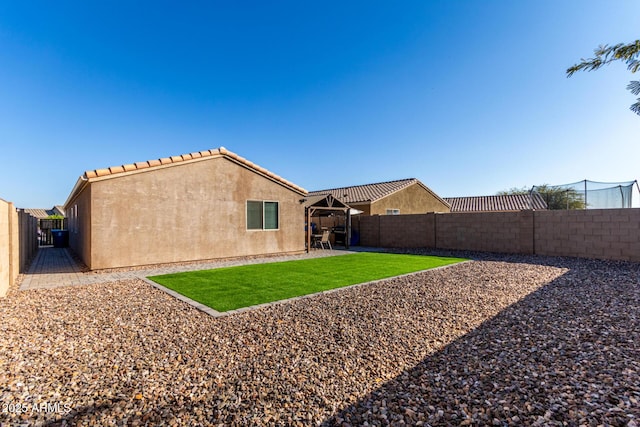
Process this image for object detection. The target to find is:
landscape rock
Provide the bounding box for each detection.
[1,252,638,425]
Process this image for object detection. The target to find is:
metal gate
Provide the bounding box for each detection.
[39,218,67,246]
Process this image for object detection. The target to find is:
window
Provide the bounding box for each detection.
[247,201,263,230]
[69,204,78,234]
[386,209,400,215]
[263,201,279,229]
[247,201,279,230]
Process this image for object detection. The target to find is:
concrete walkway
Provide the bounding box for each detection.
[19,247,357,291]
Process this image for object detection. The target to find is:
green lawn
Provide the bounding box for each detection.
[148,252,466,312]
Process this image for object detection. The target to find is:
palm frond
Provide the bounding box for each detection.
[628,59,640,73]
[630,99,640,116]
[568,41,640,77]
[570,40,640,117]
[627,81,640,96]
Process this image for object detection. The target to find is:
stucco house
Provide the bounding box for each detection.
[63,147,307,270]
[309,178,451,216]
[22,206,66,219]
[21,206,66,246]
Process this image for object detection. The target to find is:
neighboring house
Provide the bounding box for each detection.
[309,178,451,215]
[63,147,307,270]
[22,206,66,246]
[22,206,65,219]
[444,193,548,212]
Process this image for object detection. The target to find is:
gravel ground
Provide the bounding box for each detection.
[1,253,638,426]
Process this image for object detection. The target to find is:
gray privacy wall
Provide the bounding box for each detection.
[357,209,640,262]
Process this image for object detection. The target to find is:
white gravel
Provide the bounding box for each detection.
[1,253,638,426]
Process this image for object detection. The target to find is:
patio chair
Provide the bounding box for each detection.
[318,230,332,250]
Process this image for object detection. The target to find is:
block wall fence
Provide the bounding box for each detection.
[0,199,38,297]
[356,208,640,262]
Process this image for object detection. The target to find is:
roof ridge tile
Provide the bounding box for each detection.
[80,146,306,195]
[444,193,547,212]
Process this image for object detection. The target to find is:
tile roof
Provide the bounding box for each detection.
[22,208,54,219]
[444,193,548,212]
[22,206,66,219]
[310,178,448,206]
[80,147,306,195]
[53,205,66,216]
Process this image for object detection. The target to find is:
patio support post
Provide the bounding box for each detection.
[306,207,312,253]
[345,208,351,249]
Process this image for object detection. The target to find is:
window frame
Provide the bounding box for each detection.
[246,200,280,231]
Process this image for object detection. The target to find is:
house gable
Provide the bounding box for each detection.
[369,181,451,215]
[310,178,450,215]
[65,147,306,209]
[63,147,307,270]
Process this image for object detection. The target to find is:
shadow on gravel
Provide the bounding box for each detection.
[323,255,640,426]
[24,247,90,275]
[43,402,116,427]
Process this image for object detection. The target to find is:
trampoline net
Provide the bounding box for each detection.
[532,180,638,209]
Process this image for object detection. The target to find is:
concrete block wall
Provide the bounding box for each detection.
[378,214,435,248]
[358,215,381,247]
[435,211,534,254]
[359,214,428,248]
[535,209,640,261]
[358,209,640,262]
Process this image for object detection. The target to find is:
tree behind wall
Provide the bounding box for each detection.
[498,185,585,210]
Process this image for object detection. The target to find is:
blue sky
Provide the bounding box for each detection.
[1,1,639,208]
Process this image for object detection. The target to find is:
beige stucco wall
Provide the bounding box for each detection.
[17,210,37,273]
[0,199,10,297]
[350,203,371,216]
[369,182,450,215]
[67,184,92,268]
[9,206,18,285]
[85,156,305,269]
[0,200,23,297]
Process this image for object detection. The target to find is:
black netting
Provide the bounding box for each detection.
[531,180,638,209]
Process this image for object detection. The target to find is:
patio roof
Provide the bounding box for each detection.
[304,194,351,212]
[304,194,352,250]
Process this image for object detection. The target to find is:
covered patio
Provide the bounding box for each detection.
[304,194,356,251]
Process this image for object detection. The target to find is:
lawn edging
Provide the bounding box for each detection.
[143,260,471,318]
[141,277,224,317]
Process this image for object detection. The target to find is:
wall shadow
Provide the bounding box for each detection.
[323,255,640,426]
[24,247,90,275]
